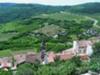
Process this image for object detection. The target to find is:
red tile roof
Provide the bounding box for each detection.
[60,51,74,60]
[48,52,56,63]
[14,54,26,64]
[26,53,37,63]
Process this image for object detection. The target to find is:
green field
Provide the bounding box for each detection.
[0,49,35,57]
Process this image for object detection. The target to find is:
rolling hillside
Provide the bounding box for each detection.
[0,2,100,54]
[69,2,100,14]
[0,13,96,52]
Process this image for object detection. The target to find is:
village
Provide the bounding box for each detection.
[0,40,94,71]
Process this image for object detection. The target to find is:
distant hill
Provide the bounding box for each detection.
[0,3,67,23]
[0,2,100,23]
[0,3,16,7]
[70,2,100,14]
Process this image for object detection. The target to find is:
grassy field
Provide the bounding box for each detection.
[0,49,35,57]
[0,33,18,41]
[0,49,12,57]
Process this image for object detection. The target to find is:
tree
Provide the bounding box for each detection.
[0,69,13,75]
[16,63,35,75]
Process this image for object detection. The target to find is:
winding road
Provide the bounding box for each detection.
[86,16,100,28]
[86,16,100,43]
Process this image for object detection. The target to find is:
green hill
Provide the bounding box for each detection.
[0,2,100,54]
[0,2,100,24]
[0,14,96,52]
[69,2,100,14]
[0,3,67,24]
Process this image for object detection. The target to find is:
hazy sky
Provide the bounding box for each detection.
[0,0,100,5]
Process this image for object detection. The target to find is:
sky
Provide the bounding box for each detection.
[0,0,100,5]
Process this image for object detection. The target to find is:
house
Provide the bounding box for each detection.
[44,40,93,62]
[0,40,94,71]
[0,62,12,69]
[56,40,93,61]
[0,57,12,69]
[13,53,26,65]
[73,40,91,54]
[71,40,93,60]
[75,40,93,56]
[25,52,38,63]
[47,52,56,63]
[60,49,75,60]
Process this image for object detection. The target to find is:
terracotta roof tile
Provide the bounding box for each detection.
[60,52,74,60]
[26,53,37,63]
